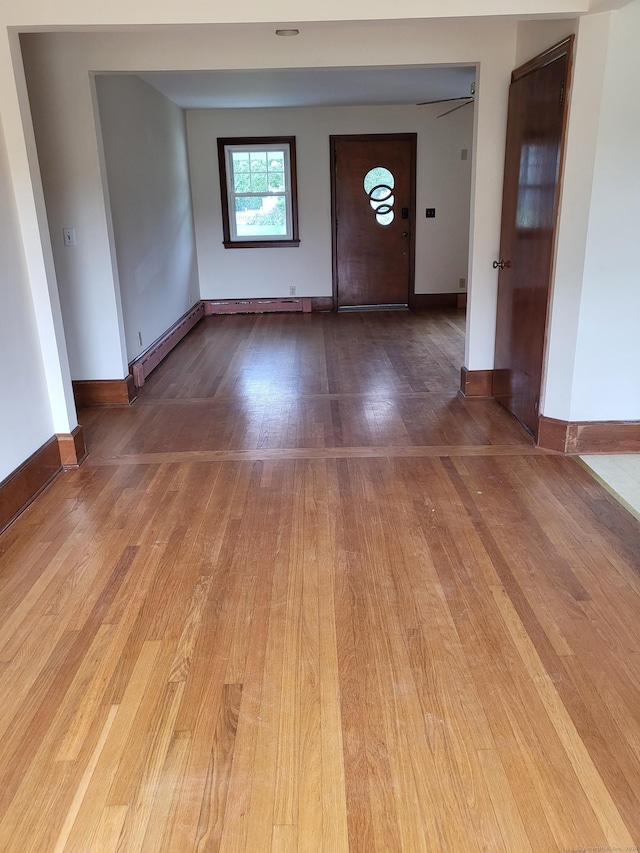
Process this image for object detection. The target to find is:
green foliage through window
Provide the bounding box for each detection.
[232,150,287,194]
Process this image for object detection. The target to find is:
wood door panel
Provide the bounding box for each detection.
[493,40,573,438]
[332,136,415,308]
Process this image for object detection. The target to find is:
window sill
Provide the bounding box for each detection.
[222,239,300,249]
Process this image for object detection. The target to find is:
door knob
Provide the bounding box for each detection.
[402,231,409,238]
[493,259,512,269]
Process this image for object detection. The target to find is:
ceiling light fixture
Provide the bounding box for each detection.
[275,28,299,36]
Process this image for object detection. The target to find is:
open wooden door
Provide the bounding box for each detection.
[331,134,416,309]
[493,38,573,438]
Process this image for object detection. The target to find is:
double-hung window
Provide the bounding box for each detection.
[217,136,300,248]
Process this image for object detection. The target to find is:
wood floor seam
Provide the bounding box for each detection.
[84,444,550,465]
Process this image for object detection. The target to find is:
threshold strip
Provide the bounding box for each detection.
[86,444,550,466]
[337,303,409,311]
[134,391,464,405]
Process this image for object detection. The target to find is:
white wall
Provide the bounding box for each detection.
[18,19,516,380]
[95,75,199,360]
[536,1,640,423]
[21,37,129,381]
[542,12,612,420]
[418,105,474,293]
[187,103,472,300]
[567,0,640,421]
[0,113,54,481]
[515,17,577,65]
[0,30,77,443]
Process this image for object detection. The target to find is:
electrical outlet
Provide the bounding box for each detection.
[425,208,436,219]
[290,285,296,296]
[137,332,143,346]
[63,227,76,247]
[459,278,466,289]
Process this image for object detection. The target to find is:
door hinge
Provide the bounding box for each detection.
[559,80,565,108]
[534,398,540,416]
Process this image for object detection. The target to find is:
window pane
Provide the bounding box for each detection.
[363,166,396,228]
[231,151,249,172]
[234,195,288,237]
[231,152,250,191]
[250,152,267,171]
[235,197,262,212]
[369,185,393,202]
[234,172,251,193]
[268,171,285,191]
[370,195,394,213]
[363,166,394,194]
[268,152,286,190]
[232,152,250,172]
[250,172,268,193]
[268,151,285,168]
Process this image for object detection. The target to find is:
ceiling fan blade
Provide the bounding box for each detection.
[437,99,474,118]
[417,96,474,106]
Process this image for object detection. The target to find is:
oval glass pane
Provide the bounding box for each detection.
[376,210,395,226]
[364,167,394,194]
[370,195,394,212]
[369,184,393,202]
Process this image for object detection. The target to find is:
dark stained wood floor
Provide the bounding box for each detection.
[1,309,639,852]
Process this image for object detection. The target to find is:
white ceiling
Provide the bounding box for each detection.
[137,65,477,110]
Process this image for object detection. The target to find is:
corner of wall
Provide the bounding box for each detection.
[540,10,611,422]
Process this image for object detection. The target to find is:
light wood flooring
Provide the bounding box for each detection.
[1,309,639,852]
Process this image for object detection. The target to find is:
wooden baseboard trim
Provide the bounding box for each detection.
[538,416,640,454]
[57,425,87,468]
[204,297,312,315]
[311,297,334,312]
[73,375,137,408]
[0,437,62,535]
[129,303,205,388]
[460,367,494,398]
[537,416,569,453]
[414,293,467,310]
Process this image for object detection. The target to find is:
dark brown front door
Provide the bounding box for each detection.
[331,134,416,309]
[493,38,573,438]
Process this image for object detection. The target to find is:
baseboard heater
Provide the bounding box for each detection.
[204,297,311,315]
[130,302,205,387]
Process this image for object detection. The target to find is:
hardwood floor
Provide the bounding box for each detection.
[1,309,639,851]
[82,311,526,461]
